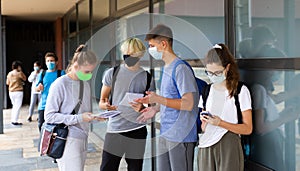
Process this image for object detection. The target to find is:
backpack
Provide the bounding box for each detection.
[39,70,62,85]
[110,65,152,104]
[171,59,207,134]
[201,81,251,159]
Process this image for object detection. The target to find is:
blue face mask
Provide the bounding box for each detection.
[46,62,56,70]
[148,47,163,60]
[34,66,39,71]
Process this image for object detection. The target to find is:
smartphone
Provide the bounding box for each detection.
[200,111,213,117]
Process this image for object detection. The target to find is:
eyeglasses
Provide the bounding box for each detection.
[205,69,225,77]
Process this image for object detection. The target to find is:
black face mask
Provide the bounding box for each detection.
[123,55,140,67]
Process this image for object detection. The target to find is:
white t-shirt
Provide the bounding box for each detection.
[28,70,43,94]
[198,84,252,148]
[251,84,284,134]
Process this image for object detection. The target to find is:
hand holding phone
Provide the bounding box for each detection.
[200,111,213,117]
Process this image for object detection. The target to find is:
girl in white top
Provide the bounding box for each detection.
[198,43,252,171]
[27,61,43,122]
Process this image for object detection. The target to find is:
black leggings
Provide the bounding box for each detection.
[100,126,147,171]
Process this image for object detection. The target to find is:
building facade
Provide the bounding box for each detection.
[2,0,300,170]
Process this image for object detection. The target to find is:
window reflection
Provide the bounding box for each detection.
[241,69,300,170]
[236,0,300,58]
[78,0,90,30]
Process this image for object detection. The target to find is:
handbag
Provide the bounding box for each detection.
[40,123,69,159]
[39,80,83,159]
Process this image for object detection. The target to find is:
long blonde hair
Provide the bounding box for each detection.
[66,45,98,73]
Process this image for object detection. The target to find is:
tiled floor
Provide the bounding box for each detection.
[0,105,128,171]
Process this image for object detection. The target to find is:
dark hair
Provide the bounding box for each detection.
[204,43,240,97]
[34,61,41,66]
[44,52,58,61]
[145,24,173,47]
[12,60,22,70]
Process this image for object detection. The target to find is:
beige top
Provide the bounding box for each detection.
[6,71,25,92]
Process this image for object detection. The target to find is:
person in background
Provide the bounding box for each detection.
[135,24,199,171]
[197,44,252,171]
[243,70,300,171]
[45,45,98,171]
[99,38,155,171]
[6,60,27,125]
[27,61,43,122]
[250,25,285,58]
[36,52,66,132]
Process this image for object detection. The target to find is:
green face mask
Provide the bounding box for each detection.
[76,71,92,81]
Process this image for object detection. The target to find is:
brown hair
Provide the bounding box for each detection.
[44,52,58,61]
[145,24,173,47]
[204,43,240,97]
[12,60,22,70]
[66,44,98,73]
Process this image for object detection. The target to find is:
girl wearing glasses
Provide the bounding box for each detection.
[197,43,252,171]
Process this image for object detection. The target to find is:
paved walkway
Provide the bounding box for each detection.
[0,105,128,171]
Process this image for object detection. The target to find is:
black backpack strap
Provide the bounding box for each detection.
[38,70,46,85]
[201,84,212,111]
[57,70,61,78]
[144,71,152,96]
[71,80,84,115]
[109,65,121,105]
[234,81,244,124]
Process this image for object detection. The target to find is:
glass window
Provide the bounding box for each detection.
[79,28,91,45]
[68,36,78,60]
[154,0,225,47]
[236,1,300,171]
[78,0,90,30]
[68,9,77,34]
[240,68,300,171]
[236,0,300,58]
[92,0,109,24]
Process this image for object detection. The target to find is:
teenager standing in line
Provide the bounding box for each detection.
[27,61,43,122]
[6,60,27,125]
[198,44,252,171]
[45,45,98,171]
[136,24,199,171]
[36,52,66,132]
[99,38,155,171]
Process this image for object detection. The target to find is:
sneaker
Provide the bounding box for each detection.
[27,116,32,122]
[11,122,23,125]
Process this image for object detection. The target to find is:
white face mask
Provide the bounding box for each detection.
[148,46,163,60]
[208,74,226,84]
